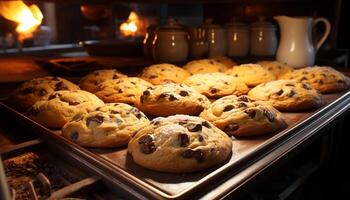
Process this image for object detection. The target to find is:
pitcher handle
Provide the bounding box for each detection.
[313,17,331,50]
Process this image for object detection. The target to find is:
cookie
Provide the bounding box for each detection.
[139,63,190,85]
[136,83,210,116]
[225,64,276,87]
[256,60,293,78]
[27,90,104,129]
[94,77,153,106]
[62,103,149,148]
[279,66,350,93]
[248,80,323,111]
[212,56,238,68]
[79,69,127,92]
[183,59,229,75]
[184,72,249,98]
[200,95,286,137]
[128,114,232,173]
[9,76,79,111]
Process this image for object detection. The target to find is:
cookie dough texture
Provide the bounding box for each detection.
[256,60,293,78]
[225,64,276,87]
[27,90,104,129]
[62,103,149,148]
[212,56,238,68]
[94,77,153,106]
[183,59,229,74]
[136,83,211,116]
[200,95,286,137]
[79,69,127,92]
[9,76,79,111]
[139,63,190,85]
[248,80,323,111]
[279,66,350,93]
[128,115,232,173]
[184,72,249,98]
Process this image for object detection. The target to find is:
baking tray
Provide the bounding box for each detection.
[1,91,350,199]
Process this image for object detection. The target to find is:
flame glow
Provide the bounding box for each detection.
[120,11,140,36]
[0,1,43,41]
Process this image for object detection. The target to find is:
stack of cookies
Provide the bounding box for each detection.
[9,57,350,173]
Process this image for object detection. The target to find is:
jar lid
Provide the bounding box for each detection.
[251,16,276,30]
[225,17,249,30]
[201,18,222,29]
[156,18,185,32]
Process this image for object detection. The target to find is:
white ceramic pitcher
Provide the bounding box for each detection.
[274,16,331,68]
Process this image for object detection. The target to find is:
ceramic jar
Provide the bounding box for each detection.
[250,17,277,56]
[225,20,249,57]
[143,25,156,59]
[152,19,189,63]
[202,19,226,57]
[188,26,209,59]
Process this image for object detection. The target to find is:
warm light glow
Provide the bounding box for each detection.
[120,11,141,37]
[0,1,43,41]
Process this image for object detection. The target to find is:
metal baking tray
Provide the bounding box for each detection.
[1,91,350,199]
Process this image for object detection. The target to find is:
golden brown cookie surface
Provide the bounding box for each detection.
[79,69,127,92]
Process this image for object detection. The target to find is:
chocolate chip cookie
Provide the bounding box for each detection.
[128,114,232,173]
[62,103,149,148]
[248,80,323,111]
[256,60,293,78]
[184,72,249,98]
[94,77,153,106]
[279,66,350,93]
[9,76,79,111]
[27,90,104,129]
[79,69,127,92]
[200,95,287,137]
[139,63,190,85]
[225,64,276,87]
[183,59,229,75]
[136,83,210,116]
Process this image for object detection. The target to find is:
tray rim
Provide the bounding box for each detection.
[1,91,350,199]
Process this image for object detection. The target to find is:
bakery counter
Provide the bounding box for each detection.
[1,90,350,199]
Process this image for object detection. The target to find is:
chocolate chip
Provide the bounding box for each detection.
[117,89,123,93]
[169,94,178,101]
[55,81,68,91]
[158,93,169,99]
[187,123,202,132]
[139,134,156,154]
[27,107,40,116]
[198,98,203,102]
[245,109,256,118]
[198,134,204,142]
[149,75,157,79]
[300,77,308,81]
[21,87,34,94]
[302,71,309,75]
[86,115,104,126]
[110,110,119,114]
[68,101,80,106]
[224,123,239,136]
[237,102,247,108]
[223,105,234,112]
[179,90,189,96]
[302,83,312,90]
[263,109,275,122]
[113,74,119,79]
[70,132,79,141]
[202,121,211,128]
[286,83,295,87]
[318,79,324,85]
[234,74,239,77]
[237,96,250,102]
[268,67,273,71]
[143,90,150,97]
[338,80,345,84]
[276,89,284,96]
[127,94,135,97]
[182,149,205,162]
[321,73,327,77]
[288,90,295,97]
[178,133,190,147]
[38,89,47,96]
[210,87,219,94]
[129,108,143,119]
[209,60,214,64]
